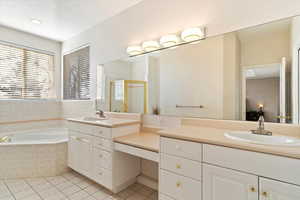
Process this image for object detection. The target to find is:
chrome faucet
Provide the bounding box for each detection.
[96,110,106,118]
[251,115,272,136]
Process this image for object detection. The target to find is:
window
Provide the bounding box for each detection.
[63,46,90,100]
[0,43,55,99]
[96,64,105,102]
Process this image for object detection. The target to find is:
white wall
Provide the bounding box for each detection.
[240,27,291,66]
[62,0,300,99]
[0,25,62,122]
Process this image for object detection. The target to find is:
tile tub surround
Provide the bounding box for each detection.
[0,143,68,179]
[0,120,65,134]
[0,171,158,200]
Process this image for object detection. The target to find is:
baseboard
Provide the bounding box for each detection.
[137,174,158,191]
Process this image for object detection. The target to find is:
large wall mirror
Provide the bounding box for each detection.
[96,15,300,124]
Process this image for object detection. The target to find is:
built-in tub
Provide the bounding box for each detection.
[0,128,69,179]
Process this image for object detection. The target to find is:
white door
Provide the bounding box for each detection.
[280,57,287,123]
[203,164,258,200]
[260,178,300,200]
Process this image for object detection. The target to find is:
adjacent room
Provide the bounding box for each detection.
[0,0,300,200]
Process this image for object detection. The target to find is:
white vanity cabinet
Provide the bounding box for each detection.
[159,137,202,200]
[67,121,141,193]
[259,178,300,200]
[159,137,300,200]
[203,163,300,200]
[68,131,93,177]
[203,164,258,200]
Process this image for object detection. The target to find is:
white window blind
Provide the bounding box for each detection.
[63,47,90,100]
[0,43,55,99]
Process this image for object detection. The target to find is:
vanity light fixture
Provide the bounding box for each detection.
[126,26,206,57]
[142,41,160,52]
[181,27,205,42]
[159,34,180,47]
[126,45,143,56]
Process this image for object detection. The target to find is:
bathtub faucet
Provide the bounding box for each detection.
[96,110,106,118]
[0,136,10,143]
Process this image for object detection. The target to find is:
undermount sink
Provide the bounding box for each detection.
[224,131,300,146]
[83,117,108,121]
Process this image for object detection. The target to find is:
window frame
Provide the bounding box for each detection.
[96,64,106,102]
[0,40,56,101]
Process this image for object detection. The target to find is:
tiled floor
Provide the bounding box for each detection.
[0,171,158,200]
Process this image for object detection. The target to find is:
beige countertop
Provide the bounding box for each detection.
[159,126,300,160]
[114,132,160,152]
[67,117,140,128]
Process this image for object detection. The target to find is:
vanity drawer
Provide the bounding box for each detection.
[92,166,112,190]
[160,154,201,180]
[160,137,202,161]
[160,170,201,200]
[93,137,112,151]
[93,148,112,169]
[68,122,111,138]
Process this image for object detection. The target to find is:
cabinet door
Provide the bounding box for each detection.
[260,178,300,200]
[77,135,93,177]
[203,164,258,200]
[68,132,80,170]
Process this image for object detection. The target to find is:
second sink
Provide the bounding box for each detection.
[224,131,300,146]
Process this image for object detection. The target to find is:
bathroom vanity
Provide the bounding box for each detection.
[159,126,300,200]
[67,116,300,199]
[67,117,141,193]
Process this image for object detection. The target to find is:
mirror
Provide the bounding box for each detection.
[97,15,300,124]
[110,80,147,113]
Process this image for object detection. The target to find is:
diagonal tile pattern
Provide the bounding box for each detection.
[0,171,158,200]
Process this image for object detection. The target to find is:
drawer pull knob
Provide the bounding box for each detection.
[250,187,256,192]
[176,164,181,169]
[176,181,181,187]
[262,192,268,197]
[175,145,181,150]
[99,154,103,158]
[99,131,103,134]
[99,172,103,175]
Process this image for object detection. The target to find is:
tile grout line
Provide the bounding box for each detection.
[3,180,17,200]
[43,175,74,199]
[24,178,45,200]
[45,173,95,200]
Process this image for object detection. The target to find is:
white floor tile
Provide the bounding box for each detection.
[61,184,81,196]
[1,171,157,200]
[46,176,67,185]
[92,190,110,200]
[67,190,89,200]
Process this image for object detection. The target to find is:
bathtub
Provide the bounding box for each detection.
[0,128,68,145]
[0,128,69,179]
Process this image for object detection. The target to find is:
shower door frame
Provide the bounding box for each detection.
[109,80,148,114]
